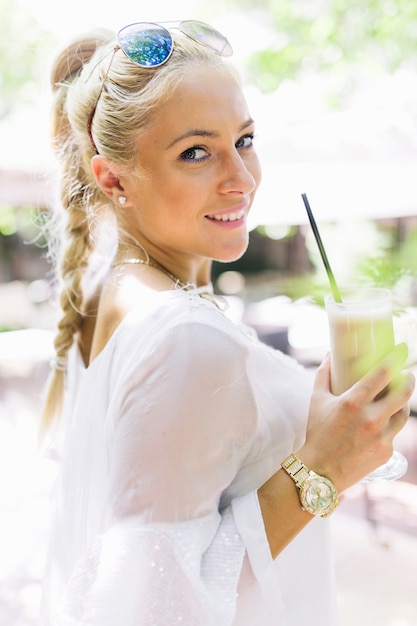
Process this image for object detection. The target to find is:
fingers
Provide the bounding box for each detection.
[306,346,414,492]
[389,368,416,395]
[388,368,415,397]
[374,369,415,413]
[380,369,415,436]
[386,403,411,438]
[313,353,331,392]
[352,343,410,403]
[315,343,410,402]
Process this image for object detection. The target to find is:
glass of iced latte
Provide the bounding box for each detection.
[325,287,408,481]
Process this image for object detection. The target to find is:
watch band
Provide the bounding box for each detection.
[281,453,311,488]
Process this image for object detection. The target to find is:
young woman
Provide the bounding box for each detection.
[40,21,414,625]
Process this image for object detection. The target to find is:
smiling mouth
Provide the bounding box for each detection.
[207,208,246,222]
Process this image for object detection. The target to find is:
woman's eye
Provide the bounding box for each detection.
[180,147,209,162]
[236,134,254,149]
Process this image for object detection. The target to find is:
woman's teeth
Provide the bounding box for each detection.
[209,209,245,222]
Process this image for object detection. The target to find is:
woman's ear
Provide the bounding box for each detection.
[91,155,128,204]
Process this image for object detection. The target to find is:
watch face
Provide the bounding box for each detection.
[300,476,338,517]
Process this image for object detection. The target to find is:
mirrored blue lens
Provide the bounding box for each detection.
[118,23,173,67]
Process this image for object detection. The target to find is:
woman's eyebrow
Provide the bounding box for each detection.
[168,129,219,148]
[239,118,255,132]
[168,118,255,149]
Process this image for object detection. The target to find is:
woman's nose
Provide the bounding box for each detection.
[218,152,260,195]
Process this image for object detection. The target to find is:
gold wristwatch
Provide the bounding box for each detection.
[281,454,339,518]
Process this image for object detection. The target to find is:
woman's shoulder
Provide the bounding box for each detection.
[123,288,247,353]
[83,287,244,372]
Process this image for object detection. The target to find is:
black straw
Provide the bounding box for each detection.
[301,193,342,303]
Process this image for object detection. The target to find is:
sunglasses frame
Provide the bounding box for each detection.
[87,20,233,154]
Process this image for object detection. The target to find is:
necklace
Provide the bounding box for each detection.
[111,257,190,289]
[111,256,228,311]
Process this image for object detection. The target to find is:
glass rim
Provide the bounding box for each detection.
[324,287,392,308]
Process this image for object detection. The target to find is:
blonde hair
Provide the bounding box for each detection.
[42,25,231,432]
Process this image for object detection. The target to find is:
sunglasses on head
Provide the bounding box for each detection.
[87,20,233,153]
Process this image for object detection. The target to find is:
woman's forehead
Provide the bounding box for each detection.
[147,65,250,132]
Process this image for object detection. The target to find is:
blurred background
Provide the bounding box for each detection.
[1,0,417,624]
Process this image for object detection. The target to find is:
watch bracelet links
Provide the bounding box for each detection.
[281,453,311,488]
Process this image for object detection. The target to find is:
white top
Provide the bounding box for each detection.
[40,287,338,626]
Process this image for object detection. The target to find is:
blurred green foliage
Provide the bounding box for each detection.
[0,0,52,117]
[356,225,417,287]
[0,204,18,236]
[0,203,45,241]
[217,0,417,104]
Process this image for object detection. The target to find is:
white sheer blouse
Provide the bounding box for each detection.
[40,287,338,625]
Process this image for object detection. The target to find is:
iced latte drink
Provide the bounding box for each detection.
[325,288,395,396]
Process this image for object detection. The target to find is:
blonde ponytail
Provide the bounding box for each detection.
[41,31,113,433]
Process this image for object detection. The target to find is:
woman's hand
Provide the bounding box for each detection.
[297,343,415,493]
[259,343,414,558]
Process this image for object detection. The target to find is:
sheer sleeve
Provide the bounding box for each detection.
[59,321,274,625]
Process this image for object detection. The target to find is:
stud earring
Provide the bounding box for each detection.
[118,195,127,206]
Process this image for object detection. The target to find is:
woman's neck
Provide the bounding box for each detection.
[113,241,212,288]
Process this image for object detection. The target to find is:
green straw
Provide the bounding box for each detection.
[301,193,342,303]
